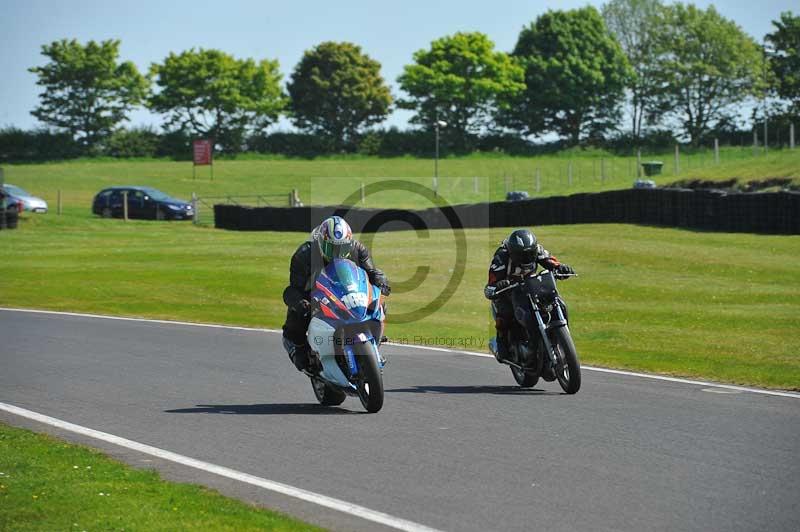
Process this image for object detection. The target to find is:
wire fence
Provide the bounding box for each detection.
[192,193,291,225]
[489,144,798,200]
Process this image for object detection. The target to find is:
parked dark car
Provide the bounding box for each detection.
[92,186,193,220]
[633,179,657,189]
[505,190,530,201]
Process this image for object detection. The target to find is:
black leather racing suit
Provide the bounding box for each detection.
[484,241,562,345]
[282,239,389,352]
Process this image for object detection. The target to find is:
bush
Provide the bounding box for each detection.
[103,127,159,158]
[604,129,679,154]
[0,127,83,162]
[247,131,335,158]
[155,129,193,160]
[475,134,539,156]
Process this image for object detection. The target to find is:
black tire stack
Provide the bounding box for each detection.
[0,206,19,230]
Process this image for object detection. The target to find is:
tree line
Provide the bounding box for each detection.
[4,1,799,161]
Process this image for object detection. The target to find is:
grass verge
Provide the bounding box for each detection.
[1,210,798,390]
[4,148,799,211]
[0,422,321,531]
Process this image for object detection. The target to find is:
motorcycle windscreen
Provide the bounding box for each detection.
[524,271,557,300]
[314,258,372,321]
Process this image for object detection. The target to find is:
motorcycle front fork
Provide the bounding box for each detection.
[530,295,565,369]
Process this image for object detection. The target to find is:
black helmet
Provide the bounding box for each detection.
[506,229,538,267]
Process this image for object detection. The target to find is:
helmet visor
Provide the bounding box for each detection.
[509,247,536,266]
[321,239,353,261]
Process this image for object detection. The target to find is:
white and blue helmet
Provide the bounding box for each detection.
[315,216,353,261]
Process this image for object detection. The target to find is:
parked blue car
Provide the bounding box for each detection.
[92,186,193,220]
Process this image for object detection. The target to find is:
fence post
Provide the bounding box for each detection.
[714,138,720,164]
[753,129,758,156]
[791,123,795,150]
[57,189,62,215]
[361,182,365,204]
[473,176,478,194]
[600,158,605,184]
[504,172,508,195]
[191,192,197,224]
[567,161,573,187]
[535,168,541,193]
[636,149,642,178]
[122,191,128,221]
[674,144,680,175]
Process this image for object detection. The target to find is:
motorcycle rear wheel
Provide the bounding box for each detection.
[551,327,581,394]
[311,377,346,406]
[355,343,384,413]
[510,339,541,388]
[511,366,539,388]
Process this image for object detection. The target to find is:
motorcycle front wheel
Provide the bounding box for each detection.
[551,327,581,394]
[311,377,346,406]
[355,343,384,413]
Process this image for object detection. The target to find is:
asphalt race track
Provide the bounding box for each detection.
[1,309,799,532]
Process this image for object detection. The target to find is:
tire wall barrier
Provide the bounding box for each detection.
[0,208,19,230]
[213,189,800,235]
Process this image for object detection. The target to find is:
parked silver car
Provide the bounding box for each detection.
[1,184,48,213]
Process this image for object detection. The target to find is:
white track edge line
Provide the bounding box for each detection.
[0,402,442,532]
[2,307,797,399]
[0,307,282,333]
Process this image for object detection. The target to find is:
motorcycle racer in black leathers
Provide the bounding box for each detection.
[282,216,390,372]
[484,229,575,363]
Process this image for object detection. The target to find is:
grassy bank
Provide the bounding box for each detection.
[4,148,799,211]
[1,210,798,389]
[0,422,320,531]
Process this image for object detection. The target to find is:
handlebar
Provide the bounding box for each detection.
[492,271,578,297]
[493,282,520,296]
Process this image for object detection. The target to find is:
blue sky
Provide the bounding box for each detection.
[1,0,795,131]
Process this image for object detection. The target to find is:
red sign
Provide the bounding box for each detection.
[193,139,213,166]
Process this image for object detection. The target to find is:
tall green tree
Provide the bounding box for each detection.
[652,4,764,145]
[29,39,149,151]
[766,11,800,113]
[149,49,286,153]
[397,32,524,150]
[602,0,664,141]
[506,7,631,145]
[288,42,392,150]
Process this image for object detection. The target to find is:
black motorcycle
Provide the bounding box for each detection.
[490,270,581,394]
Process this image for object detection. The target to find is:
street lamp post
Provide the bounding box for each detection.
[763,42,775,155]
[434,119,447,197]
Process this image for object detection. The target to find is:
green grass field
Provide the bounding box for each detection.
[2,208,798,390]
[0,422,320,531]
[4,148,799,213]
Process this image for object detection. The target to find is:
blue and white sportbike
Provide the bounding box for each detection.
[306,258,387,413]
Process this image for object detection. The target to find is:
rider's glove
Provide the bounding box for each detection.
[379,283,391,296]
[495,279,512,291]
[293,299,313,315]
[556,264,575,276]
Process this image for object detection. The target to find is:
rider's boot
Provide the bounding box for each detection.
[282,336,311,372]
[490,333,510,363]
[541,361,557,381]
